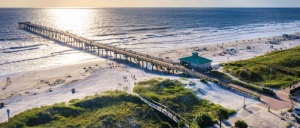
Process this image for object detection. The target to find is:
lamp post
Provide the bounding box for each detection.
[270,68,272,92]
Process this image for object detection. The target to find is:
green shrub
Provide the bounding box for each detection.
[68,99,79,104]
[196,112,214,127]
[210,71,231,79]
[160,122,172,128]
[189,81,196,86]
[137,78,159,86]
[180,77,188,80]
[178,121,185,128]
[157,77,163,80]
[200,78,207,83]
[212,80,219,83]
[235,120,248,128]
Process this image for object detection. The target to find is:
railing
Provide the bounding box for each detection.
[138,96,186,127]
[144,97,196,128]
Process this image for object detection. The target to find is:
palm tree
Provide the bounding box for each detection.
[217,108,229,128]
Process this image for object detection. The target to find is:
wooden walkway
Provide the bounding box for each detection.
[139,96,195,128]
[18,22,261,100]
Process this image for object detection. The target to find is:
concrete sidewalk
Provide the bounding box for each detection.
[222,82,300,128]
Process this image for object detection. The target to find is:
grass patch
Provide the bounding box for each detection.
[223,45,300,89]
[200,78,208,83]
[210,71,231,79]
[189,81,196,85]
[0,91,178,128]
[180,77,188,80]
[134,79,236,127]
[157,77,163,80]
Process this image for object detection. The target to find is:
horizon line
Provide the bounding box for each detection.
[1,7,300,9]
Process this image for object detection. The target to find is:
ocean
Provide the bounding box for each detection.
[1,8,300,79]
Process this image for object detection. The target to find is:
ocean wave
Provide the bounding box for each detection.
[128,27,170,31]
[0,38,22,41]
[96,33,127,36]
[2,44,42,50]
[2,47,39,53]
[0,50,79,65]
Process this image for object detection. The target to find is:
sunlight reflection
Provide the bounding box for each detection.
[46,9,96,35]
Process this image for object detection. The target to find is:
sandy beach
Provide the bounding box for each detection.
[0,59,111,100]
[149,32,300,67]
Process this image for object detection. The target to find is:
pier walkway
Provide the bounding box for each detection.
[18,22,261,100]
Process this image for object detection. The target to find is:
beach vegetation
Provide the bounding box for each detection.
[196,112,214,127]
[200,78,208,83]
[133,79,236,127]
[178,121,185,128]
[189,81,196,85]
[210,71,231,79]
[180,77,188,80]
[212,80,219,83]
[217,108,229,128]
[235,120,248,128]
[157,77,163,80]
[223,45,300,89]
[0,91,177,128]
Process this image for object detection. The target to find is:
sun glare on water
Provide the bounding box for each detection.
[46,9,97,35]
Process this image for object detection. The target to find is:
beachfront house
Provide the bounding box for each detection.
[179,53,212,70]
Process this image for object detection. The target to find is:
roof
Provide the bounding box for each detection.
[179,53,212,65]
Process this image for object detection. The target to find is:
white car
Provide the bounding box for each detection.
[294,105,300,115]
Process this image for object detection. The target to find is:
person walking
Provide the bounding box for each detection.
[7,109,10,122]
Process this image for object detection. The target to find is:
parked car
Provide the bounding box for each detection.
[294,105,300,115]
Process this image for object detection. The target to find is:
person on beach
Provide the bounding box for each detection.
[7,109,10,121]
[6,77,11,85]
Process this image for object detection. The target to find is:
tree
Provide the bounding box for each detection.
[235,120,248,128]
[217,108,229,128]
[196,112,214,127]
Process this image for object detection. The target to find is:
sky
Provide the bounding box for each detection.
[1,0,300,8]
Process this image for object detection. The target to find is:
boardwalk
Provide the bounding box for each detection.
[18,22,261,100]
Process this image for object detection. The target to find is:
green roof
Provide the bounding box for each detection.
[179,53,212,64]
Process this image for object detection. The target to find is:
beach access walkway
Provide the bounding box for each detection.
[138,96,196,128]
[18,22,262,101]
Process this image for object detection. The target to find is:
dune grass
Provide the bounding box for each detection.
[223,45,300,89]
[133,78,236,127]
[210,71,231,79]
[0,91,178,128]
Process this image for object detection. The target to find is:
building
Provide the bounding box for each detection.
[179,53,212,69]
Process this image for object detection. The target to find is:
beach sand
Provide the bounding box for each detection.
[149,32,300,68]
[0,59,112,100]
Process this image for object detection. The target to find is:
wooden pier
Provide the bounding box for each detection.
[18,22,261,100]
